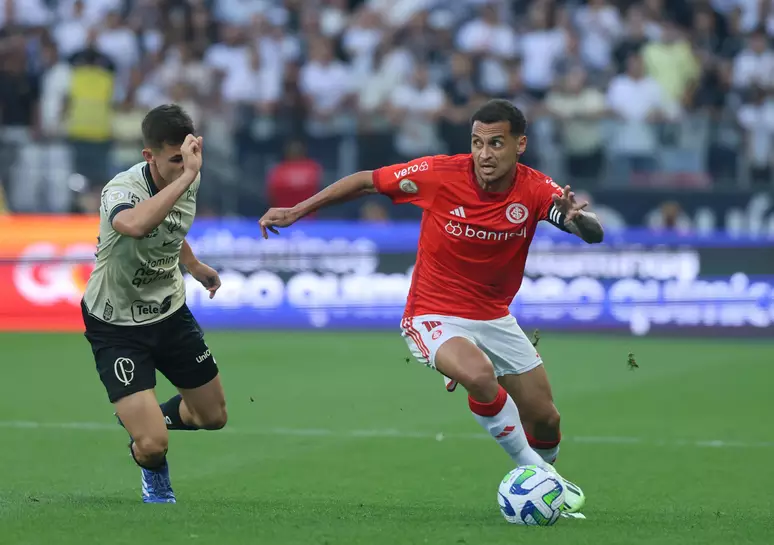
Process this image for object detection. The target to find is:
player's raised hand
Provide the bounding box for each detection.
[552,185,588,223]
[181,134,203,176]
[259,208,298,239]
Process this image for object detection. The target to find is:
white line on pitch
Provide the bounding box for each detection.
[1,420,772,449]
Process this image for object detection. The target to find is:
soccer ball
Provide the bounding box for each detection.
[497,465,565,526]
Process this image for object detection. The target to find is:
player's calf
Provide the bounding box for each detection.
[500,370,562,464]
[434,338,547,469]
[525,409,561,465]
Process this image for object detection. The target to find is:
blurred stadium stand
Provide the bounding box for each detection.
[0,0,773,225]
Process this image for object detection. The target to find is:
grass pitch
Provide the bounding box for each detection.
[1,331,772,544]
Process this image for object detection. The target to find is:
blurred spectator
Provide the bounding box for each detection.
[266,140,322,211]
[299,36,353,173]
[456,3,517,59]
[359,200,390,223]
[575,0,623,72]
[732,27,774,92]
[573,190,627,230]
[53,0,89,59]
[614,5,651,73]
[440,52,482,155]
[544,68,607,183]
[0,0,51,28]
[343,6,384,77]
[642,19,701,107]
[647,199,692,233]
[737,86,774,185]
[1,32,41,211]
[389,63,445,161]
[320,0,350,38]
[520,3,566,98]
[65,28,115,188]
[607,53,679,178]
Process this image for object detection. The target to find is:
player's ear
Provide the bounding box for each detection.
[141,148,154,164]
[517,135,527,155]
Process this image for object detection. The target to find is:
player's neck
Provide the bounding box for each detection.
[476,165,518,194]
[148,163,170,191]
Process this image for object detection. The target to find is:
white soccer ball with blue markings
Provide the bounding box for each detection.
[497,465,565,526]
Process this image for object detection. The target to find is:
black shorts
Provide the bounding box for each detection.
[82,301,219,403]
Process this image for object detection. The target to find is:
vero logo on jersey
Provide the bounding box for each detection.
[445,221,526,241]
[393,161,429,180]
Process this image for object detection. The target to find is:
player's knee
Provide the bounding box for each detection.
[463,366,499,402]
[134,434,169,459]
[534,406,561,437]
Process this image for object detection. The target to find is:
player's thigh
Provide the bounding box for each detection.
[155,305,223,407]
[401,316,495,390]
[479,315,543,378]
[113,389,169,454]
[83,306,158,403]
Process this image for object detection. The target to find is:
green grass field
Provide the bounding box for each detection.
[1,331,772,545]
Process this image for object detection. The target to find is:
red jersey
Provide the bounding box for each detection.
[372,154,565,321]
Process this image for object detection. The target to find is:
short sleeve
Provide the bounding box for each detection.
[101,182,143,226]
[372,156,442,208]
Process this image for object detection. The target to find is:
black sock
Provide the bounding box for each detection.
[160,394,198,431]
[129,441,167,471]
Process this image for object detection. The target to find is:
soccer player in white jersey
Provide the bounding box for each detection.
[81,105,226,503]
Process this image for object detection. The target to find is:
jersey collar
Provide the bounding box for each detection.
[467,160,519,202]
[143,163,160,196]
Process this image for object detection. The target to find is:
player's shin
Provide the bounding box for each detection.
[469,386,547,468]
[160,394,199,431]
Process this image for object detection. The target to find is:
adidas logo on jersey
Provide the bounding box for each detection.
[449,206,466,218]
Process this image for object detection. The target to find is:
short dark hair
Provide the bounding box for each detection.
[471,99,527,136]
[141,104,195,149]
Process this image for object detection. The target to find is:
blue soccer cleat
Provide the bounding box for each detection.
[141,460,176,504]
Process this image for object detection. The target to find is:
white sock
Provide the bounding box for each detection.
[531,444,560,465]
[468,386,547,468]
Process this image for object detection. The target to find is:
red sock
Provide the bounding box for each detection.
[526,432,561,464]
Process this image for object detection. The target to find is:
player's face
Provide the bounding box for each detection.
[471,121,526,186]
[142,143,185,184]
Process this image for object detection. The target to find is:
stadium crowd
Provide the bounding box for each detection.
[0,0,773,217]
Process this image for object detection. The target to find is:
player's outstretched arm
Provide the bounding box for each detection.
[549,185,604,244]
[113,135,202,238]
[259,170,375,238]
[564,209,604,244]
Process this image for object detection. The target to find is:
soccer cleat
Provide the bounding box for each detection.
[545,466,586,514]
[442,375,458,393]
[141,461,176,504]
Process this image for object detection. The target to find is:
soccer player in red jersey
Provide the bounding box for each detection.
[259,99,603,515]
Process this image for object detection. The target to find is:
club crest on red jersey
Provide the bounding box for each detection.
[399,179,418,193]
[505,203,529,225]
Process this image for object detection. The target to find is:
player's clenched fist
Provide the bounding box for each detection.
[181,134,203,176]
[259,208,298,239]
